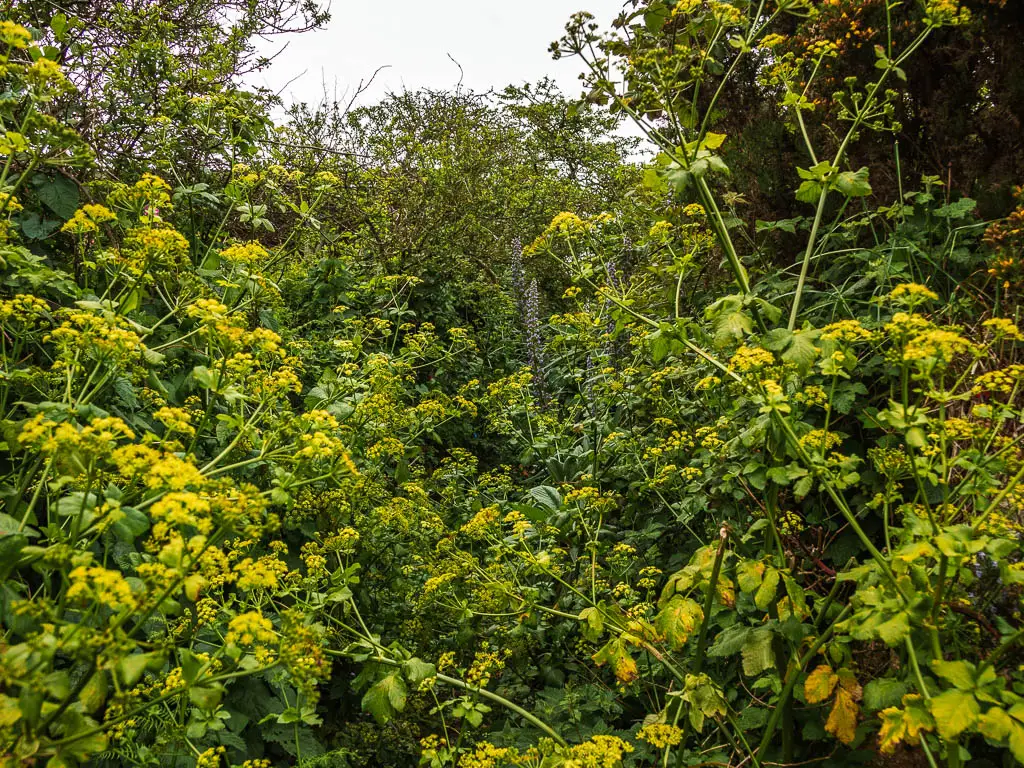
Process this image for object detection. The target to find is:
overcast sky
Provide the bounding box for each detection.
[250,1,627,110]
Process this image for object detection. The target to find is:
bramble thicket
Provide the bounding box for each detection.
[1,0,1023,766]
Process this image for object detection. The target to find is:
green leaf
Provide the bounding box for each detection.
[644,2,669,31]
[32,174,80,220]
[755,568,780,611]
[928,689,979,740]
[875,612,911,646]
[527,485,561,511]
[578,606,605,642]
[863,679,909,712]
[931,660,977,691]
[402,658,436,685]
[0,534,28,580]
[362,673,407,724]
[796,180,825,203]
[19,212,61,240]
[189,684,224,711]
[740,629,775,676]
[736,560,765,593]
[702,132,727,150]
[79,671,108,714]
[832,167,872,197]
[707,624,751,657]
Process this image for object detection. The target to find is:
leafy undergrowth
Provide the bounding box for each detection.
[1,2,1023,768]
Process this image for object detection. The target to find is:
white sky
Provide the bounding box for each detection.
[250,1,628,110]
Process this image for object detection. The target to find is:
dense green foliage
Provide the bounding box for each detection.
[1,2,1023,768]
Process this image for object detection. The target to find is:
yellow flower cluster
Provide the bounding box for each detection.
[461,505,500,539]
[61,204,117,235]
[234,554,289,591]
[0,294,48,328]
[226,611,276,646]
[563,735,634,767]
[731,345,776,372]
[0,191,24,214]
[0,21,33,48]
[153,406,194,436]
[799,429,843,454]
[195,746,225,768]
[66,565,136,611]
[46,309,145,364]
[637,723,684,748]
[888,282,939,304]
[821,319,873,343]
[982,317,1023,341]
[971,364,1024,396]
[902,329,976,366]
[460,742,512,768]
[220,241,269,265]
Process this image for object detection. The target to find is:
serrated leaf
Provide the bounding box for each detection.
[362,673,407,724]
[796,180,824,203]
[875,612,910,646]
[928,689,979,740]
[863,679,908,712]
[736,560,765,593]
[578,606,605,642]
[402,658,436,685]
[832,167,872,197]
[805,664,839,704]
[593,637,637,683]
[930,660,976,691]
[826,686,860,744]
[740,629,775,676]
[707,624,750,657]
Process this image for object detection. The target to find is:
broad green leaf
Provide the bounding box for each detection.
[593,637,638,684]
[402,658,436,685]
[188,684,224,711]
[362,673,407,724]
[707,624,750,658]
[32,174,80,220]
[931,660,977,691]
[875,612,911,646]
[740,629,775,676]
[863,678,908,712]
[578,606,605,642]
[832,167,872,197]
[928,689,979,740]
[754,568,779,611]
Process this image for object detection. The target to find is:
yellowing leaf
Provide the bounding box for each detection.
[877,697,936,754]
[703,133,727,150]
[755,568,779,611]
[826,687,860,744]
[878,707,907,754]
[805,664,839,704]
[736,560,765,594]
[614,652,638,684]
[578,606,604,642]
[928,689,979,741]
[593,638,638,684]
[655,596,703,651]
[184,573,206,602]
